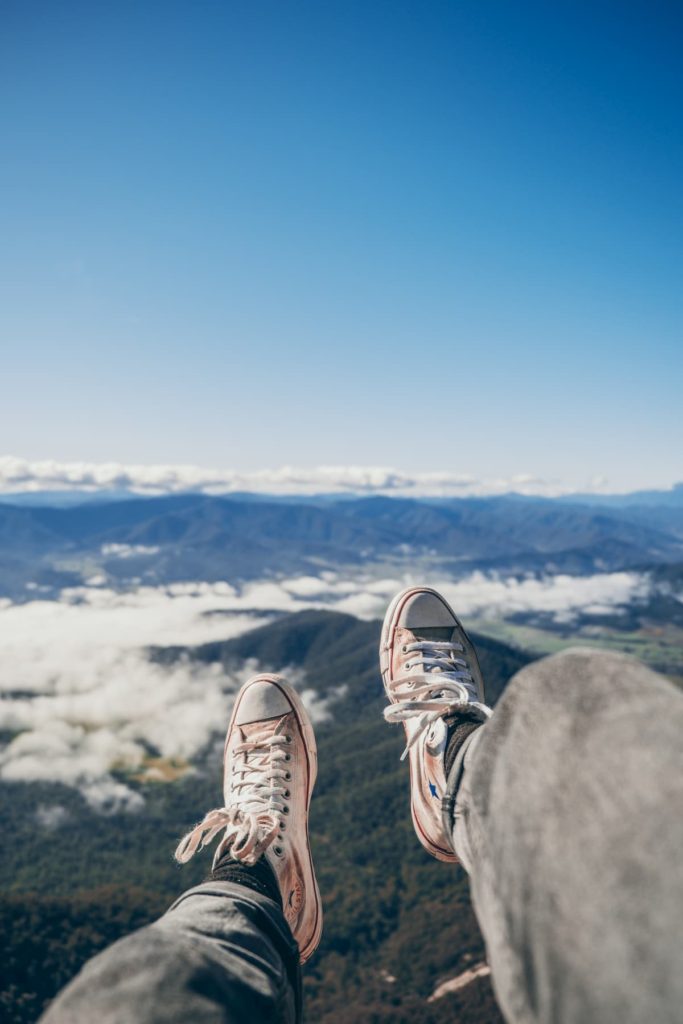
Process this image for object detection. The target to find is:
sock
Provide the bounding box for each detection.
[443,713,484,779]
[206,850,282,906]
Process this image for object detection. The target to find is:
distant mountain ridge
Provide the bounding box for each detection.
[1,482,682,507]
[1,492,682,598]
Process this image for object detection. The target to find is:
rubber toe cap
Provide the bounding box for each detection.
[234,676,293,725]
[396,589,457,630]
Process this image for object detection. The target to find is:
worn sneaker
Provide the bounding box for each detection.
[175,674,323,963]
[380,586,492,861]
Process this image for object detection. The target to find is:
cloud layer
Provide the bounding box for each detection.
[0,571,651,812]
[0,455,616,498]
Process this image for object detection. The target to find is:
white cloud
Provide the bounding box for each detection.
[317,570,654,624]
[35,804,70,830]
[0,570,653,811]
[0,582,351,811]
[0,454,631,498]
[426,571,653,624]
[101,543,160,559]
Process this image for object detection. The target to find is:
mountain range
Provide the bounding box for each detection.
[1,491,682,598]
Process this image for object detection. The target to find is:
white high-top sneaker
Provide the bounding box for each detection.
[380,587,492,862]
[175,674,322,963]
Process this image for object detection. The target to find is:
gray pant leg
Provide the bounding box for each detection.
[447,647,683,1024]
[39,882,301,1024]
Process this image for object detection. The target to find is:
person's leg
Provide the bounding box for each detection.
[382,586,683,1024]
[41,673,322,1024]
[446,647,683,1024]
[40,871,301,1024]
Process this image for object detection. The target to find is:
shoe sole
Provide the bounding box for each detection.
[226,674,323,963]
[379,586,470,863]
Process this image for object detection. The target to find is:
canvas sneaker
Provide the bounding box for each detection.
[175,674,322,963]
[380,586,492,861]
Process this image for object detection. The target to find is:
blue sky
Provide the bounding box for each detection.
[1,0,681,492]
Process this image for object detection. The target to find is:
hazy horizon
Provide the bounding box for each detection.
[0,454,681,499]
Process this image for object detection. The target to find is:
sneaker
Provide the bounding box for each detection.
[175,674,323,963]
[380,586,492,861]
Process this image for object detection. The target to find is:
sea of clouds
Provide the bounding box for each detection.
[0,455,615,498]
[0,570,651,813]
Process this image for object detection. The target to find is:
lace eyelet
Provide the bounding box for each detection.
[273,846,284,857]
[283,805,289,815]
[401,645,407,653]
[285,735,292,744]
[285,753,291,762]
[285,771,291,781]
[284,789,290,798]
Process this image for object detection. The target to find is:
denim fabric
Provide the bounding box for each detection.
[39,881,301,1024]
[448,647,683,1024]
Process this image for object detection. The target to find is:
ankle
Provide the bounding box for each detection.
[441,716,485,857]
[206,850,282,907]
[443,713,484,779]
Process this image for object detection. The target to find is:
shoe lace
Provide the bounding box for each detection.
[175,720,291,867]
[383,640,492,760]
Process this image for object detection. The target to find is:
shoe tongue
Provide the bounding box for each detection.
[242,716,281,745]
[272,714,289,735]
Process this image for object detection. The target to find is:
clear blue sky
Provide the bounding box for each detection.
[1,0,681,490]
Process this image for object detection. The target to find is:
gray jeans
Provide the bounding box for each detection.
[41,649,683,1024]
